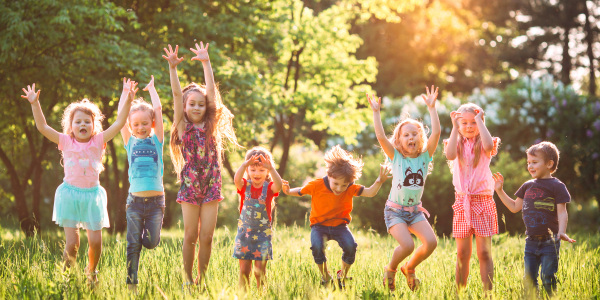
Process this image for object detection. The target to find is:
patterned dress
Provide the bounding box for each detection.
[176,123,222,205]
[233,180,273,261]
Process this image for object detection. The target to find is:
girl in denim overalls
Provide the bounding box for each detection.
[233,147,282,290]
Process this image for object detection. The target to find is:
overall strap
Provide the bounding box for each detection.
[259,181,270,201]
[245,179,253,200]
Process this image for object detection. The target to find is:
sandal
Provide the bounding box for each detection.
[383,267,397,291]
[336,270,352,290]
[400,263,420,291]
[320,273,333,288]
[87,270,99,289]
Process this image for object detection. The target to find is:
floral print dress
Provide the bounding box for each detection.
[176,123,222,205]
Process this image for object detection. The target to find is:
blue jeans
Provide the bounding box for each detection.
[524,237,561,296]
[126,194,165,284]
[310,224,357,265]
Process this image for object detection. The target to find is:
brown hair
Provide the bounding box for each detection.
[324,145,364,182]
[128,98,155,123]
[527,141,560,173]
[170,83,239,181]
[244,146,275,181]
[390,118,428,158]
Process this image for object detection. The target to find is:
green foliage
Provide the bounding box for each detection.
[0,226,598,298]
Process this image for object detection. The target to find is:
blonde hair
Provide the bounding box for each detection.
[390,118,428,158]
[128,98,155,123]
[60,98,106,170]
[527,141,560,173]
[244,146,276,181]
[324,145,364,182]
[170,83,239,181]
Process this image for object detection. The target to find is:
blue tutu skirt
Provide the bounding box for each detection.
[52,182,110,231]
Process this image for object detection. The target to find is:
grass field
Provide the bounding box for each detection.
[1,224,598,299]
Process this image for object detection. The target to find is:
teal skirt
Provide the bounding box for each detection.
[52,182,109,231]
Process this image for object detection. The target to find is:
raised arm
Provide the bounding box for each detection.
[190,42,215,105]
[367,94,395,160]
[118,77,136,145]
[361,164,392,197]
[162,44,185,137]
[421,85,440,157]
[21,84,60,144]
[258,154,283,194]
[445,111,461,160]
[144,75,164,143]
[557,203,576,243]
[492,172,523,213]
[234,155,258,190]
[104,81,135,143]
[281,180,303,197]
[475,109,494,155]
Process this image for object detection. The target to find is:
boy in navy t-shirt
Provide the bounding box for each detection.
[492,141,575,296]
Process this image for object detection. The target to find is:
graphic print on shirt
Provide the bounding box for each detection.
[398,167,424,190]
[131,138,159,179]
[523,187,556,212]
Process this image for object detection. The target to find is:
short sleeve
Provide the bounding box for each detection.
[58,133,71,151]
[237,178,247,195]
[515,181,530,199]
[554,181,571,204]
[91,132,104,149]
[152,134,163,147]
[268,181,280,198]
[300,179,318,196]
[353,184,365,196]
[124,135,135,151]
[490,137,501,157]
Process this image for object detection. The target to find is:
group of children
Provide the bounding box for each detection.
[20,41,574,295]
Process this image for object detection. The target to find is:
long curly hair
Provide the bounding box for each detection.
[170,83,239,181]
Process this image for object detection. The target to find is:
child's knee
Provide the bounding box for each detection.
[198,232,214,246]
[397,241,415,254]
[426,237,438,252]
[183,230,199,244]
[456,249,471,262]
[65,240,80,253]
[476,248,492,262]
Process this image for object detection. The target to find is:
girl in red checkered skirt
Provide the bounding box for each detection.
[444,103,500,292]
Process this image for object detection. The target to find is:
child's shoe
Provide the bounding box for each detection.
[336,270,352,290]
[320,273,333,288]
[400,263,420,291]
[383,267,397,291]
[87,270,99,289]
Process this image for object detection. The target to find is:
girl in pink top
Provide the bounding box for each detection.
[21,82,134,287]
[444,103,500,292]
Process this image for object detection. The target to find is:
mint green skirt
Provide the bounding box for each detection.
[52,182,109,231]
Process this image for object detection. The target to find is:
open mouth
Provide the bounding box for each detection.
[80,129,88,135]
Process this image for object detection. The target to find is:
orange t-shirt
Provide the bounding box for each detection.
[300,177,364,227]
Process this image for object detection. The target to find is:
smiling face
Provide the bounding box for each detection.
[329,176,351,195]
[247,164,269,187]
[129,110,154,139]
[184,91,207,124]
[71,110,94,142]
[527,151,553,179]
[457,111,480,139]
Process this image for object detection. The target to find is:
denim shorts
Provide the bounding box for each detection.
[384,205,427,232]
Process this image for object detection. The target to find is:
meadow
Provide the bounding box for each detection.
[1,224,598,299]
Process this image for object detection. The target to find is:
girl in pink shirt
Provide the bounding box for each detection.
[444,103,500,292]
[21,82,134,287]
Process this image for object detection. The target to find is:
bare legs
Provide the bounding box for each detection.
[181,201,219,284]
[62,227,102,284]
[238,260,268,290]
[455,236,493,291]
[387,221,437,271]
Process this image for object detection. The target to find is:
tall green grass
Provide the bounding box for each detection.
[1,225,598,299]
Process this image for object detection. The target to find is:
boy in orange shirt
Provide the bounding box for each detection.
[282,145,391,288]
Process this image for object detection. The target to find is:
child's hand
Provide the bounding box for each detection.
[367,93,381,113]
[492,172,504,191]
[557,233,576,243]
[21,84,40,104]
[143,75,155,92]
[257,154,274,170]
[450,111,461,128]
[421,85,439,108]
[190,42,210,62]
[123,77,134,93]
[127,81,139,102]
[474,108,484,121]
[281,180,291,195]
[162,44,185,67]
[377,164,392,183]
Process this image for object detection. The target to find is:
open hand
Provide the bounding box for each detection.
[367,93,382,113]
[190,42,210,62]
[21,83,40,104]
[127,81,139,102]
[143,75,155,92]
[162,44,185,67]
[281,180,291,194]
[492,172,504,191]
[378,164,393,183]
[557,233,576,243]
[421,85,439,108]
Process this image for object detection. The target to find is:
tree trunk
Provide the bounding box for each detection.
[582,0,596,96]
